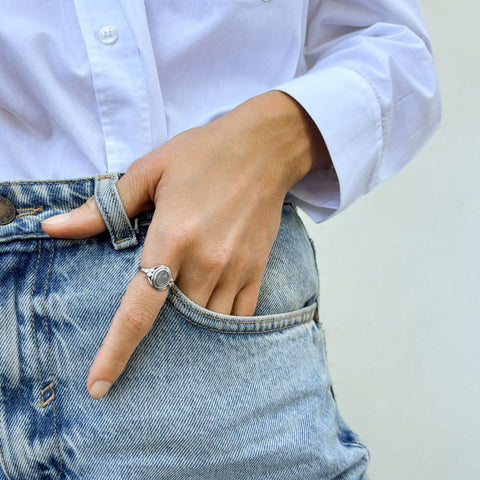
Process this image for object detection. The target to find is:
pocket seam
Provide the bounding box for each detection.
[168,287,314,325]
[166,296,315,334]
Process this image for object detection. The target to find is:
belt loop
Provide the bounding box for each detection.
[94,173,138,251]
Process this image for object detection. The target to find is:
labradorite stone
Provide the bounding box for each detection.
[152,268,171,289]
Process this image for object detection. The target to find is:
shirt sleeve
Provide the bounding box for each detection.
[275,0,441,223]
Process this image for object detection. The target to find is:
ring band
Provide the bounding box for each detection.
[139,265,174,291]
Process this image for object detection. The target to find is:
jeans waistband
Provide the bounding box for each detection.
[0,174,144,249]
[0,174,297,249]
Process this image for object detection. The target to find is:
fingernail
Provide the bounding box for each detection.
[89,381,112,400]
[42,213,71,225]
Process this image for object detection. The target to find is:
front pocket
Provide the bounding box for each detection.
[163,200,319,334]
[165,284,316,334]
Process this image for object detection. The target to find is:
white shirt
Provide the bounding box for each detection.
[0,0,440,222]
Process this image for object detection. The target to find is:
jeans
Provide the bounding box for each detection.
[0,174,369,479]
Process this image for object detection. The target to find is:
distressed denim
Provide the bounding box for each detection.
[0,174,369,479]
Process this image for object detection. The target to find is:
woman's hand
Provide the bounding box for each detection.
[41,91,330,400]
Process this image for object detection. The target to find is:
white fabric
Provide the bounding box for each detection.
[0,0,440,222]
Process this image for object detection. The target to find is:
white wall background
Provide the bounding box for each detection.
[301,1,480,478]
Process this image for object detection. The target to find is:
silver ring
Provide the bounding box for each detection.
[139,265,174,291]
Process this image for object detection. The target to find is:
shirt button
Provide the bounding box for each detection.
[0,197,16,226]
[99,26,119,45]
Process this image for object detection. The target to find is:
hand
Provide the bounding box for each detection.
[41,91,330,400]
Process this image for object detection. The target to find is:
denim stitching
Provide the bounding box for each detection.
[166,299,313,334]
[39,383,55,408]
[30,241,45,401]
[41,240,63,479]
[0,445,13,480]
[169,288,315,325]
[0,233,57,238]
[16,206,44,217]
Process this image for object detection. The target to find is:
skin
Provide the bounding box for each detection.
[41,90,331,400]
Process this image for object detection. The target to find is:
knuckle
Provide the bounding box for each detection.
[241,250,267,275]
[231,255,263,283]
[166,226,196,251]
[120,307,153,337]
[122,165,156,209]
[205,244,230,273]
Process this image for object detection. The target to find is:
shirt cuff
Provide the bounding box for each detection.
[275,67,383,223]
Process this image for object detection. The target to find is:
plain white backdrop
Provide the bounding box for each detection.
[301,1,479,478]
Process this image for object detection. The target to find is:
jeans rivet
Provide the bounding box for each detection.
[0,196,16,225]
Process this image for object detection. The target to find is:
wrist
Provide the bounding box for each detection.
[212,91,331,195]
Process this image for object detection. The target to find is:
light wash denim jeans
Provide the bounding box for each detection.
[0,174,369,479]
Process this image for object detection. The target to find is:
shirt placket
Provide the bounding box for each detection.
[73,0,155,173]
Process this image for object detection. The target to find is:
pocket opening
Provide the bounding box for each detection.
[165,285,317,335]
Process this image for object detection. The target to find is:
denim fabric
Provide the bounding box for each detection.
[0,175,369,479]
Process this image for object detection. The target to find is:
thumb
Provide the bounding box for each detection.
[41,195,106,238]
[41,170,154,239]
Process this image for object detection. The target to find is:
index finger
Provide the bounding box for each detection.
[86,270,172,400]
